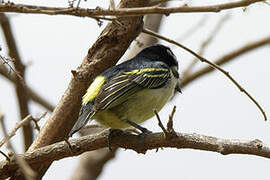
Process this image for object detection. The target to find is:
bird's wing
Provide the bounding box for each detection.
[94,67,171,111]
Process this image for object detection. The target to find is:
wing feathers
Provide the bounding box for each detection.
[94,67,170,111]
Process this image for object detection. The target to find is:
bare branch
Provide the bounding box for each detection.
[182,14,230,78]
[0,0,264,18]
[71,9,167,178]
[71,148,117,180]
[182,35,270,87]
[142,28,267,121]
[167,105,176,134]
[177,15,208,42]
[0,113,46,148]
[0,129,269,179]
[0,150,10,161]
[0,54,23,81]
[123,2,167,61]
[0,113,36,180]
[0,65,55,112]
[0,13,32,150]
[8,0,149,179]
[154,109,168,137]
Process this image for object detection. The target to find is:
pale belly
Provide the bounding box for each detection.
[94,77,177,129]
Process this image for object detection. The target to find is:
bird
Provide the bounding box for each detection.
[69,44,181,137]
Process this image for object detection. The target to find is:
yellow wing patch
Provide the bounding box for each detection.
[123,68,168,75]
[82,76,106,105]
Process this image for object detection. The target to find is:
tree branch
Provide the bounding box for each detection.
[70,148,117,180]
[0,113,46,148]
[142,28,267,121]
[0,13,32,151]
[181,35,270,88]
[0,0,264,18]
[182,14,230,78]
[0,64,55,112]
[71,7,167,179]
[7,0,149,179]
[0,129,269,179]
[0,113,36,180]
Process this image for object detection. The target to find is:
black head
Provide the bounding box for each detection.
[137,44,178,68]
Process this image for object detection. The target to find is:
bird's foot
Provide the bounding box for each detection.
[137,128,152,152]
[123,119,152,151]
[107,128,124,151]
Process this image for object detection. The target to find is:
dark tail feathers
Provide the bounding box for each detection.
[68,104,95,137]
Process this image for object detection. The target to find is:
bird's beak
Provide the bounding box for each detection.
[171,66,181,93]
[171,66,179,79]
[176,80,182,93]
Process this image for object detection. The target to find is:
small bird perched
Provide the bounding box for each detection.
[69,44,181,137]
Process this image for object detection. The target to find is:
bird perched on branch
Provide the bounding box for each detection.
[69,44,181,137]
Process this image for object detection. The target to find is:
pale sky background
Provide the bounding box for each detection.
[0,0,270,179]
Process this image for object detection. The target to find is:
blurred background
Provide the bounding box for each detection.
[0,0,270,179]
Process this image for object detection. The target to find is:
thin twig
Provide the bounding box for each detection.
[0,64,55,111]
[181,35,270,87]
[0,0,264,18]
[154,109,168,137]
[167,105,176,134]
[177,15,208,42]
[0,113,46,148]
[0,54,23,81]
[182,14,230,78]
[142,28,267,121]
[0,113,36,180]
[110,0,116,10]
[0,13,33,150]
[0,150,10,161]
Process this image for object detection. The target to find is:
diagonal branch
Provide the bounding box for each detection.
[0,113,46,148]
[182,14,230,78]
[0,64,54,112]
[0,13,33,151]
[142,28,267,121]
[181,35,270,87]
[0,0,264,18]
[0,113,36,180]
[0,129,269,179]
